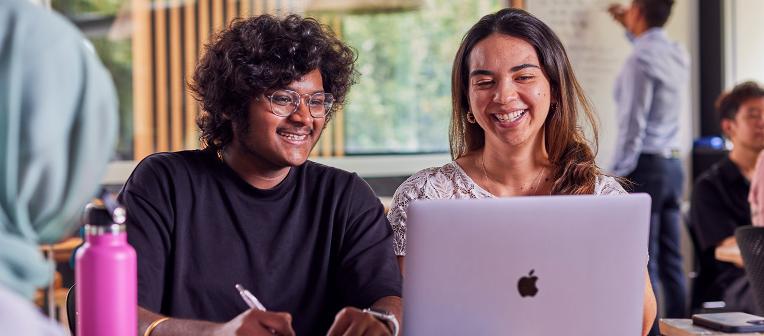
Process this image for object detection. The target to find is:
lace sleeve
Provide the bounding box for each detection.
[594,175,628,196]
[386,169,433,256]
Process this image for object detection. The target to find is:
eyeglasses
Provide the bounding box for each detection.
[265,89,335,118]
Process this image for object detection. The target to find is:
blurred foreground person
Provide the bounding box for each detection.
[0,0,118,334]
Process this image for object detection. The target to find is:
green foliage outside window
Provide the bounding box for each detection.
[52,0,121,16]
[91,37,134,160]
[341,0,502,154]
[52,0,133,159]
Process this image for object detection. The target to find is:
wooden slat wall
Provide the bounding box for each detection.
[169,0,183,150]
[154,1,169,152]
[132,0,153,158]
[132,0,346,160]
[184,0,198,147]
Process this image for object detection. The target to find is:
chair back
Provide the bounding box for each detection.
[735,226,764,314]
[66,284,76,335]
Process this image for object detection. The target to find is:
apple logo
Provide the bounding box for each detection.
[517,269,539,297]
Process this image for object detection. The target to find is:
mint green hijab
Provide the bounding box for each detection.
[0,0,118,299]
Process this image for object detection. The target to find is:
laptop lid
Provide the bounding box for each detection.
[403,194,650,336]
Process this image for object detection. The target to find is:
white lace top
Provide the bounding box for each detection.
[387,161,627,256]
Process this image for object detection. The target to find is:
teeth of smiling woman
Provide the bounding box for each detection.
[278,131,307,141]
[495,110,526,122]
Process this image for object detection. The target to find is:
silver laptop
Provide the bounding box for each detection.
[403,194,650,336]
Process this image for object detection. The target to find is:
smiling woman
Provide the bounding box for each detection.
[448,8,603,196]
[387,7,657,336]
[466,34,551,158]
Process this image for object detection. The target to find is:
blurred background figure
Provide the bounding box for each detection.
[0,0,118,334]
[608,1,689,330]
[689,81,764,314]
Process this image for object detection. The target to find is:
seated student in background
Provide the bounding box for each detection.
[119,14,401,336]
[386,8,656,336]
[689,81,764,313]
[0,0,118,334]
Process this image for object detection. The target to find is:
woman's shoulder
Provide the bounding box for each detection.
[394,161,466,199]
[594,175,628,195]
[410,161,464,180]
[387,161,482,256]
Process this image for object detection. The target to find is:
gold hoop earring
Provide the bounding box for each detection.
[466,111,476,124]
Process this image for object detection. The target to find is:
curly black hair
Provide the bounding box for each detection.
[191,14,357,152]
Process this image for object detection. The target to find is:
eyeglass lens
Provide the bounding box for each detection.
[269,90,334,117]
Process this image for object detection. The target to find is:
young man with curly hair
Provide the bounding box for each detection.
[119,15,402,336]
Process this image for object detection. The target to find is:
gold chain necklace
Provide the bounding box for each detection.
[481,152,546,196]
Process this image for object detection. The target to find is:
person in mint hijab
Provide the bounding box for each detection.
[0,0,118,333]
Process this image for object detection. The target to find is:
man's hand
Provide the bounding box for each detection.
[715,236,744,268]
[138,306,295,336]
[607,3,627,27]
[211,309,295,336]
[326,307,392,336]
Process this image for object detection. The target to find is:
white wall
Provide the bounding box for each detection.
[726,0,764,88]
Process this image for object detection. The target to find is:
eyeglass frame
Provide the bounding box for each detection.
[262,89,335,118]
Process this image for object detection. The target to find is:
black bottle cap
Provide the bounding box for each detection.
[84,202,115,226]
[83,191,126,226]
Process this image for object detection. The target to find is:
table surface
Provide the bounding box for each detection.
[661,319,764,336]
[39,237,82,263]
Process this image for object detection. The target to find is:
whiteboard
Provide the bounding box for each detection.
[526,0,632,169]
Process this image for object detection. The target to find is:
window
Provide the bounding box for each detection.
[342,0,503,154]
[53,0,133,159]
[50,0,505,162]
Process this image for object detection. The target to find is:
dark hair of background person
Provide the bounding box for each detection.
[717,81,764,122]
[190,14,358,152]
[633,0,675,28]
[450,7,601,195]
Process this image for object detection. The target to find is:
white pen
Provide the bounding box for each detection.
[235,283,267,311]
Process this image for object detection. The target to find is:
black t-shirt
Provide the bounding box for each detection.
[689,156,749,307]
[119,150,402,335]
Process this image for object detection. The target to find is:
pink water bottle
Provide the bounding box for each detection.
[75,197,137,336]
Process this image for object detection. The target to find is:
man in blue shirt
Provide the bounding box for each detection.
[608,0,690,326]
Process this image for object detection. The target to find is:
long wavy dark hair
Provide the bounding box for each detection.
[450,8,601,195]
[191,14,357,152]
